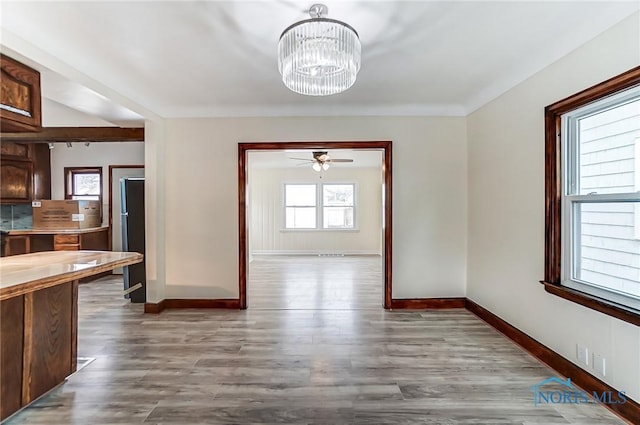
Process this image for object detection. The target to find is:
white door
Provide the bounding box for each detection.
[111,167,144,274]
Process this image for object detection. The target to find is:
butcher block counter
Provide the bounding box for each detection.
[0,251,143,421]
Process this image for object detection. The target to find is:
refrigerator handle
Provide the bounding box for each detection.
[121,212,129,251]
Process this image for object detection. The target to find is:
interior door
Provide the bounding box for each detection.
[110,166,144,274]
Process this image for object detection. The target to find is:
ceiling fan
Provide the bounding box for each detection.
[290,151,354,171]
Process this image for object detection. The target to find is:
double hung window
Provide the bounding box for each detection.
[545,67,640,322]
[284,183,355,230]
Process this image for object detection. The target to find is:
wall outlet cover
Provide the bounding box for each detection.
[576,344,589,366]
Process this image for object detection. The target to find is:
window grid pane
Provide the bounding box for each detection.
[577,98,640,195]
[73,173,101,196]
[286,207,316,229]
[572,200,640,299]
[323,184,354,206]
[323,206,354,229]
[285,184,316,206]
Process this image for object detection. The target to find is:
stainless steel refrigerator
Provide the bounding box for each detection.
[120,177,146,303]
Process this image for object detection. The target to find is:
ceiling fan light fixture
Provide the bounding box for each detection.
[322,162,330,171]
[312,162,322,172]
[278,4,361,96]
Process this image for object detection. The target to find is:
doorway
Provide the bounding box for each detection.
[109,165,144,273]
[238,141,392,309]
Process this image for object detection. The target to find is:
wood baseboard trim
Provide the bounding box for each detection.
[144,300,166,314]
[465,298,639,423]
[390,298,466,309]
[145,299,240,312]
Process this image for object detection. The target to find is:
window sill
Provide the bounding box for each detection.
[540,281,640,327]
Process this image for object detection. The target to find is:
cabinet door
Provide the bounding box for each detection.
[4,236,30,256]
[0,296,23,420]
[0,55,42,132]
[0,160,32,203]
[0,142,31,161]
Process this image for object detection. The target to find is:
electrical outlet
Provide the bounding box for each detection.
[593,353,606,376]
[576,344,589,366]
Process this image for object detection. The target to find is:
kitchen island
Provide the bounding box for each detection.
[0,251,143,421]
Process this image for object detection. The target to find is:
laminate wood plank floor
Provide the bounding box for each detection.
[4,256,626,425]
[248,255,383,309]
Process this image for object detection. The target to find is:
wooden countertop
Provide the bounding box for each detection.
[5,226,109,236]
[0,251,143,300]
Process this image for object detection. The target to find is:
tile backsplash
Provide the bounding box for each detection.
[0,204,33,230]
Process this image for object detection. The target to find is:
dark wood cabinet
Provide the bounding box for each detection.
[1,142,50,204]
[4,235,30,256]
[0,140,31,160]
[0,160,33,203]
[0,296,24,421]
[0,55,42,132]
[3,228,108,257]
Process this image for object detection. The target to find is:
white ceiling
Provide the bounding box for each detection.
[1,1,638,123]
[249,149,383,169]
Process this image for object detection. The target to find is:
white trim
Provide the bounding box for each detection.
[563,279,640,310]
[635,137,640,240]
[561,86,640,306]
[282,182,357,230]
[160,103,467,118]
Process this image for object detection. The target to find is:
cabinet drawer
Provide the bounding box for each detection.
[54,234,79,244]
[54,244,80,251]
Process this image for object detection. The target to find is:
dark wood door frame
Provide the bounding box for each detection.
[108,165,144,251]
[238,141,392,309]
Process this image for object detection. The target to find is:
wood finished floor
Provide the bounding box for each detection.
[248,255,383,309]
[5,256,625,425]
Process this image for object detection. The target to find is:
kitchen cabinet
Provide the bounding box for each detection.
[1,142,50,204]
[0,160,33,203]
[2,227,109,257]
[0,54,42,132]
[0,251,143,421]
[3,235,30,256]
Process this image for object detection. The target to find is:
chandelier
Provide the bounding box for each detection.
[278,4,361,96]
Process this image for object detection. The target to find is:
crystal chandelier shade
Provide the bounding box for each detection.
[278,5,361,96]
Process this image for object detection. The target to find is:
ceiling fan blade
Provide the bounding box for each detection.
[289,157,314,162]
[328,159,354,162]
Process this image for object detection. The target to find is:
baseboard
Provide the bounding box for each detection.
[145,298,240,312]
[465,299,639,423]
[144,299,166,314]
[390,298,466,309]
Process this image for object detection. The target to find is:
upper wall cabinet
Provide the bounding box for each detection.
[0,55,42,132]
[1,142,50,204]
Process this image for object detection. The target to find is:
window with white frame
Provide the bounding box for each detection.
[561,86,640,309]
[284,183,355,230]
[284,184,317,229]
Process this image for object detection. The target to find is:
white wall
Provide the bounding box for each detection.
[467,12,640,403]
[42,98,116,127]
[163,116,467,299]
[249,166,382,255]
[50,142,145,224]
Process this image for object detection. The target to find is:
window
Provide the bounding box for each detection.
[323,184,354,228]
[65,167,102,201]
[545,67,640,324]
[285,184,317,229]
[284,183,355,230]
